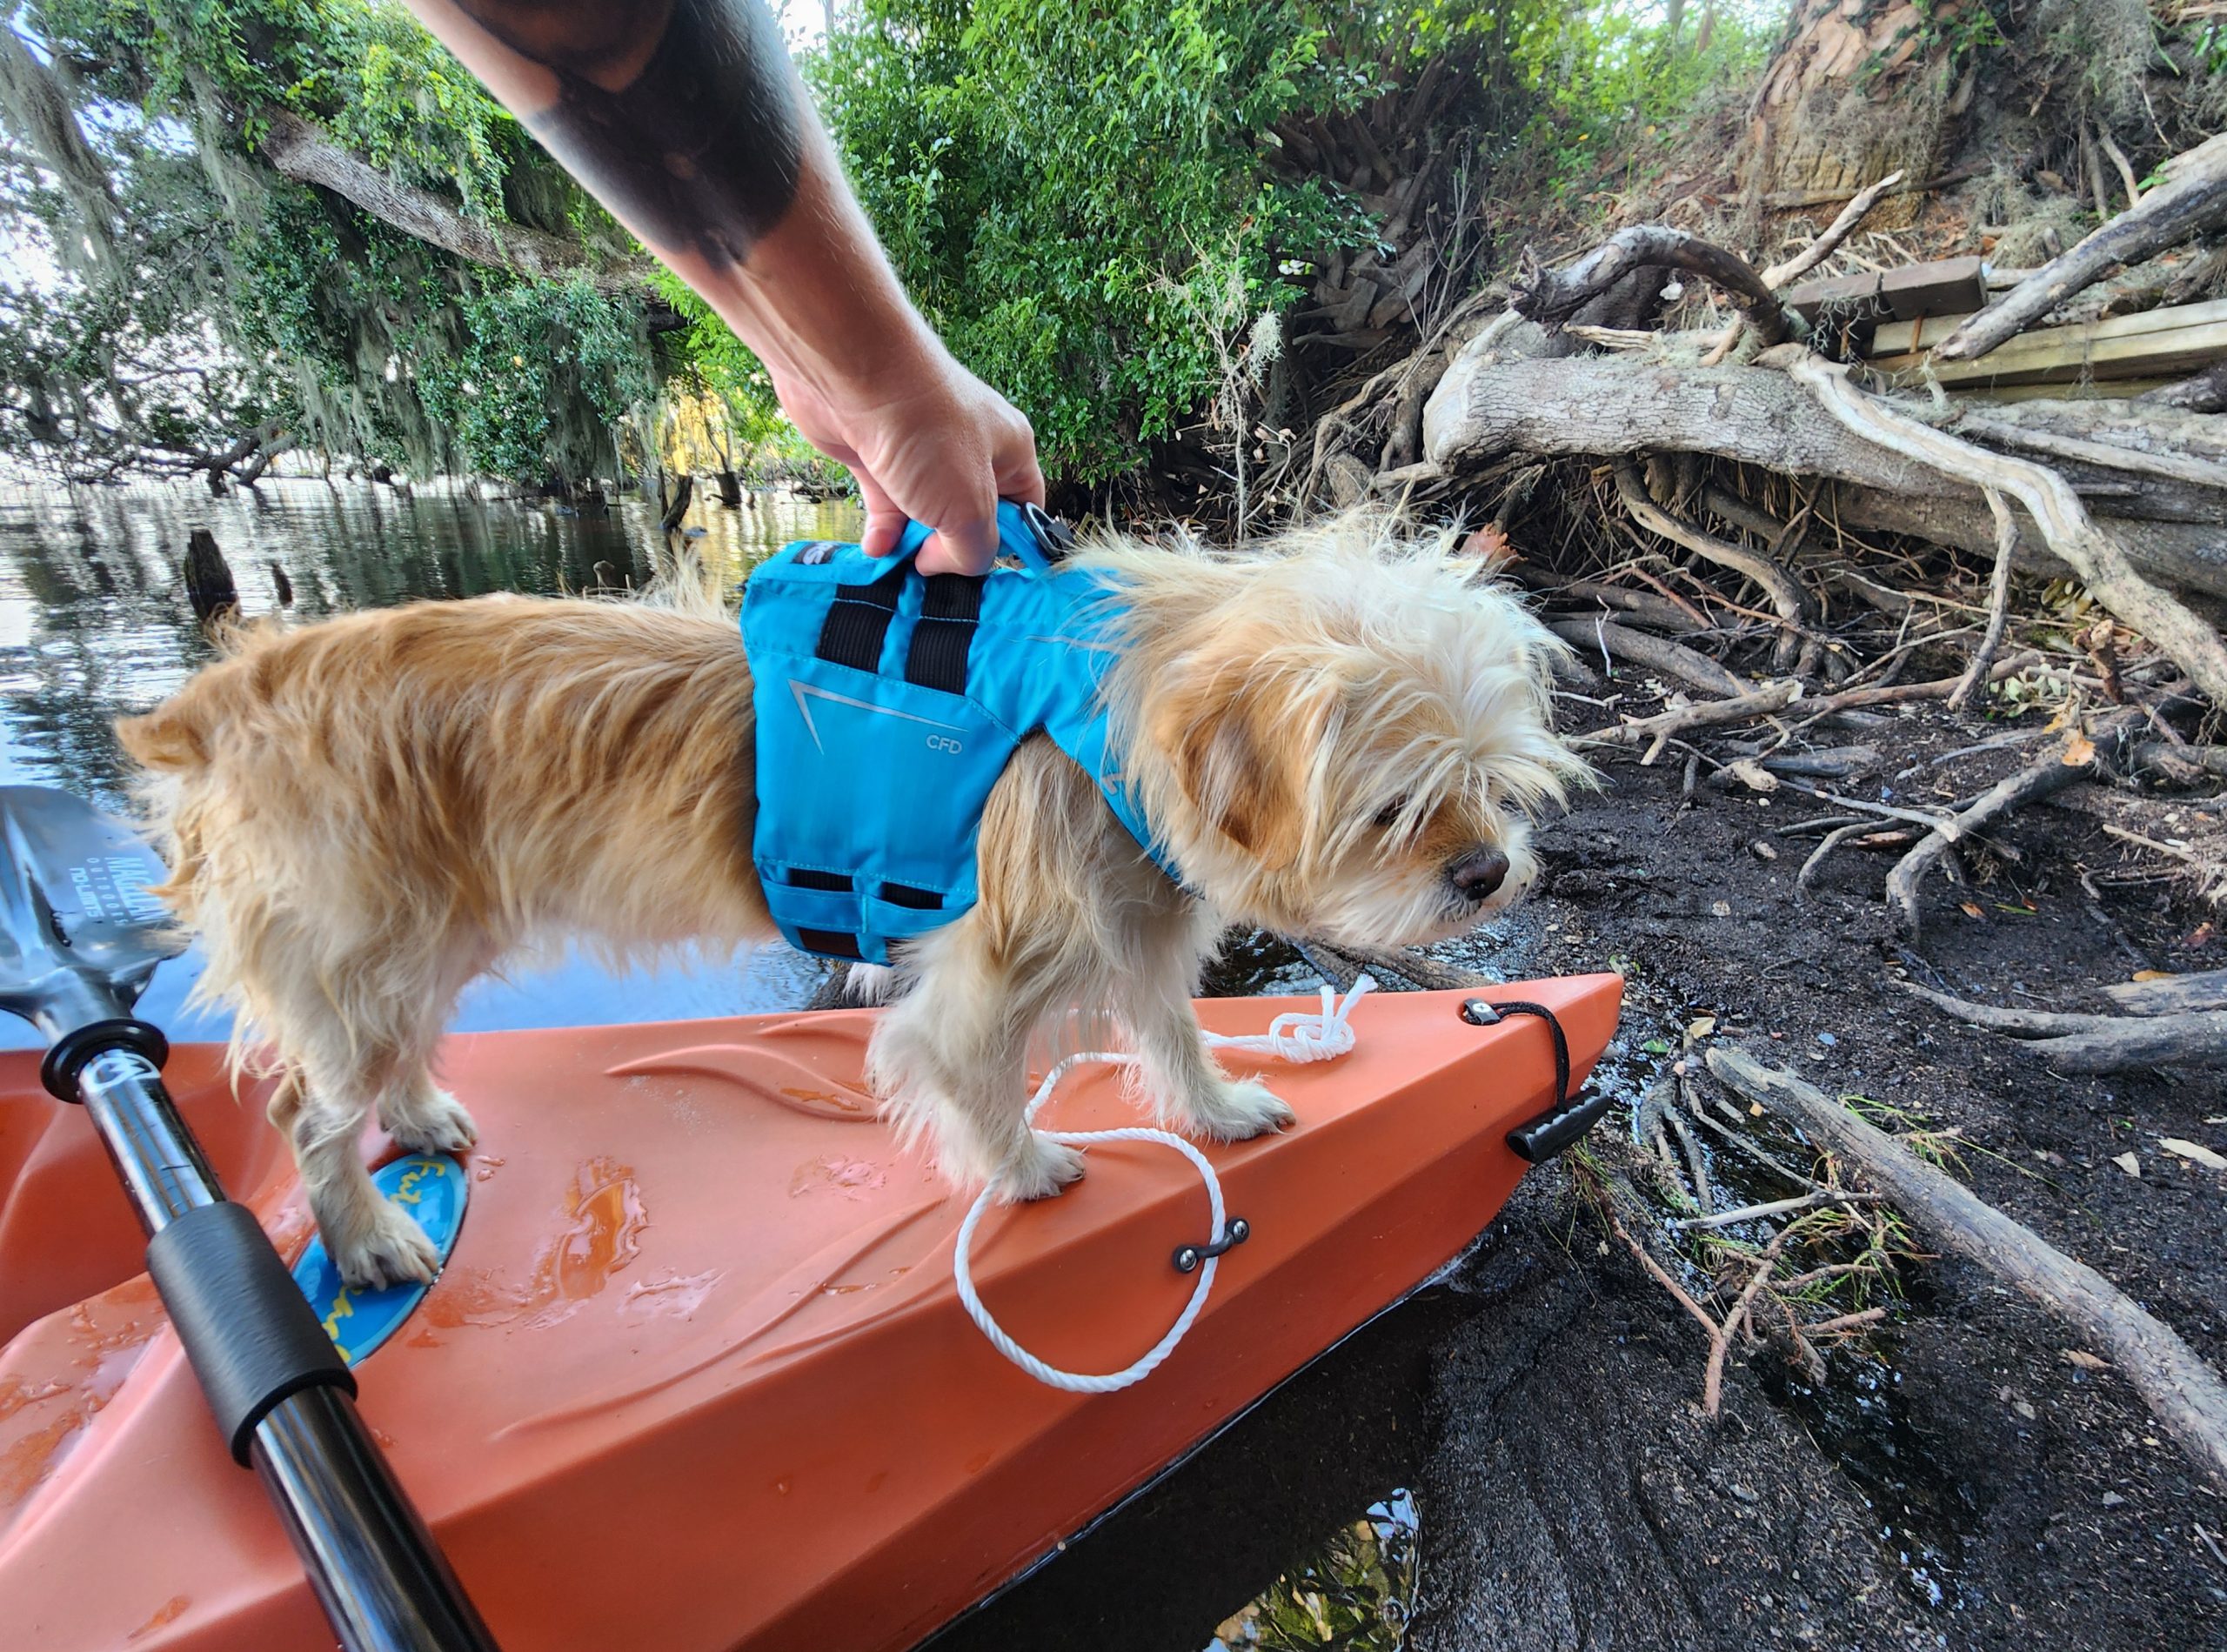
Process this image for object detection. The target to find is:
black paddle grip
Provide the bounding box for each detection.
[145,1201,356,1465]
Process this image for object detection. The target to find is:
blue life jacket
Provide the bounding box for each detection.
[740,502,1177,964]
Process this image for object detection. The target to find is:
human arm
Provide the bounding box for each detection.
[397,0,1042,573]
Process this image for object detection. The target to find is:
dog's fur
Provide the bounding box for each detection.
[117,514,1584,1288]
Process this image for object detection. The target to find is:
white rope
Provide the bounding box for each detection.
[953,975,1374,1392]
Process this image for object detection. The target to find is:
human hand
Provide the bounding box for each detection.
[771,338,1045,576]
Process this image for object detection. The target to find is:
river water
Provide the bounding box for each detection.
[0,476,864,1046]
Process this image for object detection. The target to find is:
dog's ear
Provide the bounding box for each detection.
[1164,667,1314,871]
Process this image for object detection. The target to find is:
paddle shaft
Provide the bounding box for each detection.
[65,1037,498,1652]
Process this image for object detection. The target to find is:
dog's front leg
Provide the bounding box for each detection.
[1114,902,1294,1144]
[867,920,1084,1201]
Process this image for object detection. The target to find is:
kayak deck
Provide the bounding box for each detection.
[0,977,1620,1651]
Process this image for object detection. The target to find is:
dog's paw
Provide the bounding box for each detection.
[1181,1078,1296,1143]
[381,1086,478,1155]
[331,1200,441,1293]
[988,1132,1086,1202]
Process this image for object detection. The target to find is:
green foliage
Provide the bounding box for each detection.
[1500,1,1778,197]
[7,0,656,481]
[811,0,1368,482]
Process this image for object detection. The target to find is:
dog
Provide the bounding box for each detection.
[117,512,1585,1289]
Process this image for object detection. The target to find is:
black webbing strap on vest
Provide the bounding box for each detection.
[905,574,985,692]
[815,561,907,672]
[1461,997,1613,1163]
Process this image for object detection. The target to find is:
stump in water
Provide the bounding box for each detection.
[267,559,293,608]
[182,530,238,626]
[715,469,742,507]
[659,472,695,533]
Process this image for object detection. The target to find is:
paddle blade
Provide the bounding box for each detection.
[0,786,182,1027]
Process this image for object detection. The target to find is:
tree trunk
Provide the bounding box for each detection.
[1739,0,1960,221]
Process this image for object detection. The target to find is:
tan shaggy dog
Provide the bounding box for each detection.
[118,514,1586,1289]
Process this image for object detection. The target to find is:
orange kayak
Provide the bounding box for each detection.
[0,977,1619,1651]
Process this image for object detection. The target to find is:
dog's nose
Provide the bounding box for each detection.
[1449,847,1509,901]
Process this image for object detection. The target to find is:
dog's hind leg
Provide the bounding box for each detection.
[866,921,1084,1201]
[1114,898,1294,1144]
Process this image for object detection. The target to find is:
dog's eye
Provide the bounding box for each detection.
[1373,797,1410,831]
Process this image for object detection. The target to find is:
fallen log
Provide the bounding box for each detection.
[1575,680,1802,748]
[1933,133,2227,365]
[1421,349,2227,600]
[1706,1044,2227,1496]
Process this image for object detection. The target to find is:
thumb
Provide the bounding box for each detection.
[917,514,998,577]
[853,470,910,557]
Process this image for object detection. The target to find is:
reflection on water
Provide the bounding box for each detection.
[0,477,863,1046]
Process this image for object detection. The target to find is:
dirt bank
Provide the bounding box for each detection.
[1409,707,2226,1650]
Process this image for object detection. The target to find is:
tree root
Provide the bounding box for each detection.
[1779,353,2227,706]
[1707,1044,2227,1495]
[1892,980,2227,1073]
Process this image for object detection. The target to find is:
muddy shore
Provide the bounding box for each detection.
[1409,707,2225,1651]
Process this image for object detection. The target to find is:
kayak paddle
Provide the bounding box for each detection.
[0,785,497,1652]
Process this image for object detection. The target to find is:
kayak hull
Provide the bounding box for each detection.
[0,978,1620,1651]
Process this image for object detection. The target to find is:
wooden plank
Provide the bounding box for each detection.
[1879,255,1985,321]
[1867,297,2227,386]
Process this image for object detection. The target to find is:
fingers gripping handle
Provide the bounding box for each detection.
[895,499,1073,574]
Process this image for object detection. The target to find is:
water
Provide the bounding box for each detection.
[0,476,865,1046]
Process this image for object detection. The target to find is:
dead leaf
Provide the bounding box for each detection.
[2060,732,2096,766]
[2130,970,2173,983]
[1724,759,1779,793]
[1685,1015,1718,1041]
[2063,1349,2109,1372]
[2158,1138,2227,1172]
[1959,901,1986,919]
[2112,1151,2142,1178]
[1462,523,1512,566]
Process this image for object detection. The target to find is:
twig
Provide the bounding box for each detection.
[1762,169,1907,289]
[1574,680,1802,749]
[1805,1307,1889,1337]
[1608,1211,1721,1342]
[1704,1234,1789,1417]
[1947,488,2018,711]
[1675,1189,1883,1230]
[1885,711,2139,937]
[1614,464,1806,669]
[1708,1043,2227,1495]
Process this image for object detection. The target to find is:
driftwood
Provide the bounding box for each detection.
[1421,351,2227,600]
[181,530,237,626]
[1575,680,1802,749]
[1781,354,2227,706]
[1935,134,2227,364]
[1514,225,1806,346]
[1546,615,1746,698]
[1707,1045,2227,1495]
[2103,967,2227,1015]
[1894,980,2227,1073]
[1884,714,2137,938]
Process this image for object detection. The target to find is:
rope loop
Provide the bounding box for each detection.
[953,976,1374,1392]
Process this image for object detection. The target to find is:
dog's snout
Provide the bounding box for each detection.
[1448,847,1510,901]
